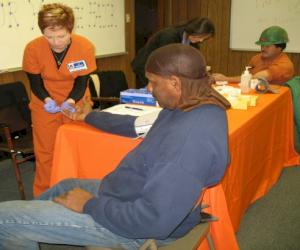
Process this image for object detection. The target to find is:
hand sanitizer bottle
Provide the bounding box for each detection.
[240,66,252,94]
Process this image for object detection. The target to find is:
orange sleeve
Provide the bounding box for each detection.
[249,53,294,85]
[267,54,294,84]
[22,40,42,74]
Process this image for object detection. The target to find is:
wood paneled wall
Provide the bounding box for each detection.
[157,0,300,76]
[0,0,136,94]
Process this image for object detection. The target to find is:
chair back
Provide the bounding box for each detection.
[89,71,128,109]
[89,71,128,98]
[0,82,34,200]
[0,82,31,132]
[0,82,32,153]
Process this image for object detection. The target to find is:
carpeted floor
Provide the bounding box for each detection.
[236,165,300,250]
[0,159,300,249]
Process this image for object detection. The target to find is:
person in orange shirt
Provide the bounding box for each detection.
[212,26,294,85]
[23,3,97,196]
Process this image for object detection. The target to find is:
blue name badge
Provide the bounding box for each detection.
[67,60,87,72]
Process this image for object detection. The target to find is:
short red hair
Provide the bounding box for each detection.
[38,3,74,33]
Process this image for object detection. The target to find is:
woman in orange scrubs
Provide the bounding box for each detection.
[22,3,97,196]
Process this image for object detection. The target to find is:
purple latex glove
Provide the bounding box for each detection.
[61,101,76,113]
[44,99,61,113]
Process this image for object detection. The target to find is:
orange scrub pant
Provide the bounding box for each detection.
[30,93,90,196]
[31,106,73,196]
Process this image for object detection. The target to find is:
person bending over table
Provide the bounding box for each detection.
[23,3,97,196]
[0,44,230,250]
[132,17,215,88]
[212,26,294,85]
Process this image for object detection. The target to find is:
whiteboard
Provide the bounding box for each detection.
[0,0,125,71]
[230,0,300,53]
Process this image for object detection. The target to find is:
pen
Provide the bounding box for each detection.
[125,106,144,111]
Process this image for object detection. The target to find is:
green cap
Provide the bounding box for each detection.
[255,26,289,46]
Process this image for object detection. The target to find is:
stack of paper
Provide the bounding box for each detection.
[226,95,258,110]
[103,104,162,138]
[102,104,162,116]
[214,85,258,110]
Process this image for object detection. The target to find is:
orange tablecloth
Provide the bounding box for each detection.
[51,86,298,250]
[223,87,299,231]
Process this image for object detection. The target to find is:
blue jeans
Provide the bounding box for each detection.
[0,178,173,250]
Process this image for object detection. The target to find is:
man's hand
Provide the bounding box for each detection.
[61,100,76,113]
[62,98,92,121]
[53,188,94,213]
[211,73,228,82]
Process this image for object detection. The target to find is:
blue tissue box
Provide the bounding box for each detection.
[120,88,157,106]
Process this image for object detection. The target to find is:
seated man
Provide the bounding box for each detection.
[0,44,231,250]
[213,26,294,85]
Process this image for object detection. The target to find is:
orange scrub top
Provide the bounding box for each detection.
[23,34,97,108]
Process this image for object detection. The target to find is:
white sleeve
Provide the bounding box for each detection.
[134,109,161,136]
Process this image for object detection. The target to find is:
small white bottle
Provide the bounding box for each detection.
[240,66,252,94]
